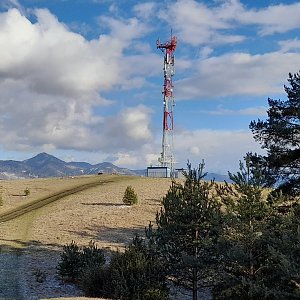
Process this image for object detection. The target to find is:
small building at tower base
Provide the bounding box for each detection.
[147,166,171,178]
[146,166,185,178]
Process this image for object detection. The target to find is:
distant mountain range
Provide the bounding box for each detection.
[0,152,144,179]
[0,152,230,182]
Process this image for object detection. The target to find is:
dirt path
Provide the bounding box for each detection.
[0,178,113,223]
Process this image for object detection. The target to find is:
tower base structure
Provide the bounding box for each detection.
[146,166,184,178]
[147,166,171,178]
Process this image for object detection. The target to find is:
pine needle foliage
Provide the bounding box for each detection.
[123,185,138,205]
[57,240,105,283]
[107,235,168,300]
[149,162,223,300]
[214,159,300,300]
[249,71,300,196]
[57,241,83,282]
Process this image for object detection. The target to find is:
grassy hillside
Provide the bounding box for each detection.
[0,175,173,299]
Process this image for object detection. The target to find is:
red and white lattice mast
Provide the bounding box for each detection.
[157,33,177,174]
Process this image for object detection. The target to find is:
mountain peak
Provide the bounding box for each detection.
[15,153,139,178]
[30,152,53,159]
[23,152,65,167]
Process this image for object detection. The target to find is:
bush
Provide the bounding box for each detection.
[122,186,138,205]
[57,237,168,299]
[143,288,169,300]
[57,241,83,282]
[106,236,168,300]
[81,241,105,267]
[80,264,109,297]
[24,187,30,196]
[57,240,105,283]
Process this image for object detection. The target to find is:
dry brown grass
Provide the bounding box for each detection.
[0,174,173,299]
[0,175,111,212]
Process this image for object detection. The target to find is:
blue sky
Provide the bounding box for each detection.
[0,0,299,174]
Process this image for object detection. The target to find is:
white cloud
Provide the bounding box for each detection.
[237,2,300,36]
[199,46,214,59]
[0,81,153,152]
[0,9,124,98]
[98,15,150,43]
[174,129,265,174]
[199,106,267,116]
[119,53,161,89]
[111,143,160,169]
[213,0,300,36]
[118,105,153,142]
[113,152,139,167]
[159,0,300,47]
[108,128,265,174]
[133,2,157,19]
[176,51,300,99]
[159,0,244,46]
[279,38,300,53]
[0,8,155,155]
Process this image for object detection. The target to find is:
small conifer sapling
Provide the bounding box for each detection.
[123,186,138,205]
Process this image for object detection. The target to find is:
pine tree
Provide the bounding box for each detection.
[149,162,223,300]
[249,71,300,195]
[123,186,138,205]
[214,159,300,299]
[107,235,168,300]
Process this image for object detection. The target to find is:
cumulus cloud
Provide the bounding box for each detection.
[159,0,244,46]
[0,9,124,97]
[159,0,300,46]
[0,79,153,152]
[98,15,150,43]
[100,105,153,151]
[110,142,161,169]
[279,38,300,53]
[176,51,300,99]
[133,2,157,20]
[0,8,156,155]
[237,2,300,36]
[174,129,265,174]
[106,127,264,174]
[106,128,265,173]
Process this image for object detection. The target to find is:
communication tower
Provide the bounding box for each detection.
[157,33,177,174]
